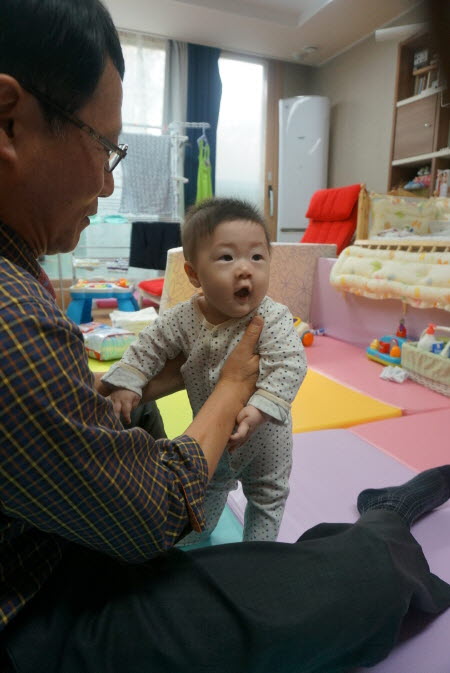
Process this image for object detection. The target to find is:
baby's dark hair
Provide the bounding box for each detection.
[182,197,271,262]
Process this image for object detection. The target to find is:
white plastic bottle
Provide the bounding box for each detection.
[416,324,437,352]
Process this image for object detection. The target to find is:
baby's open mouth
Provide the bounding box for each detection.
[235,287,250,298]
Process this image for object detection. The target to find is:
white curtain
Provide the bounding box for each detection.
[119,30,166,130]
[163,40,188,127]
[93,33,190,221]
[97,30,167,219]
[163,40,189,219]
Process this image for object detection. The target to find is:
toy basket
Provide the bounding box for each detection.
[401,326,450,397]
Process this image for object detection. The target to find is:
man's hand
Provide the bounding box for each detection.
[227,405,268,451]
[219,316,263,405]
[184,316,263,478]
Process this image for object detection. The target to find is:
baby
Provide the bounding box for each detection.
[102,197,307,542]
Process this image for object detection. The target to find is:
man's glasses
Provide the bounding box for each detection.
[23,84,128,173]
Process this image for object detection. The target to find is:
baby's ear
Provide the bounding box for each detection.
[184,261,201,288]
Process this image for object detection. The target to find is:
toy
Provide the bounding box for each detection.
[403,165,431,192]
[417,323,437,352]
[293,317,314,346]
[378,340,390,354]
[390,344,401,359]
[366,335,408,366]
[70,278,131,291]
[67,278,138,325]
[396,318,407,339]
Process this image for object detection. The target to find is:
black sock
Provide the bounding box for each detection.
[357,466,450,528]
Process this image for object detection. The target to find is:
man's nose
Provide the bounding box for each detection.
[100,169,115,199]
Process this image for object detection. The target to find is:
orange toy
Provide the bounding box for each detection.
[390,345,401,358]
[293,317,314,347]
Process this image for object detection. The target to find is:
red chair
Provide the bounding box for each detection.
[137,277,165,309]
[301,183,361,255]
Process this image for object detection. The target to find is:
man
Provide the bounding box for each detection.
[0,2,449,672]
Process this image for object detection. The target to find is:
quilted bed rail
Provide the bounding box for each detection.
[330,244,450,311]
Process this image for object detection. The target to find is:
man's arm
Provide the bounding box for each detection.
[185,316,263,478]
[1,295,262,559]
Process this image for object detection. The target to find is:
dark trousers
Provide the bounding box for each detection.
[4,510,450,673]
[128,400,167,439]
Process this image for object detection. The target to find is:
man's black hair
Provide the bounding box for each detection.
[0,0,124,123]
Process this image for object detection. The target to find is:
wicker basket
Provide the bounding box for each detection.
[401,326,450,397]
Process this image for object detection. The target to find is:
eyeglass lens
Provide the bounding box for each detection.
[107,152,121,172]
[106,145,127,173]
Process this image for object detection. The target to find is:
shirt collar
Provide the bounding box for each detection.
[0,220,41,281]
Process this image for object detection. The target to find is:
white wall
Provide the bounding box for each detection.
[282,64,315,99]
[311,35,398,192]
[309,4,426,192]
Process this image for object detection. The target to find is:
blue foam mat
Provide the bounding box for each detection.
[179,505,243,551]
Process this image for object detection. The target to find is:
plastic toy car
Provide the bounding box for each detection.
[366,335,408,366]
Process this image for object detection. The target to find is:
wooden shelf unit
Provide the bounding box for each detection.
[388,32,450,197]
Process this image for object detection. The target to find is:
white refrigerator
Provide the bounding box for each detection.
[277,96,330,243]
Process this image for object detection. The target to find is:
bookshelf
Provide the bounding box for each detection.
[388,31,450,196]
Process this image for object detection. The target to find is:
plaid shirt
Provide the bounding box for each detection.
[0,221,208,630]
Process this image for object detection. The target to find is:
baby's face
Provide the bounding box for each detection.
[192,219,270,324]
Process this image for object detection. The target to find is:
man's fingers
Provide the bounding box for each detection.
[240,315,264,350]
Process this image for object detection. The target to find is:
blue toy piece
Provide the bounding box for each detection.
[366,335,408,366]
[66,288,138,324]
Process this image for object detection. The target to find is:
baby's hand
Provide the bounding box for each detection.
[228,405,268,451]
[109,389,141,425]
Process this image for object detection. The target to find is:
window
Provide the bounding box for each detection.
[49,33,167,284]
[96,32,167,219]
[80,34,166,272]
[120,32,166,130]
[215,55,267,210]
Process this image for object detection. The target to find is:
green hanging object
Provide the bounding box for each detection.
[196,138,213,204]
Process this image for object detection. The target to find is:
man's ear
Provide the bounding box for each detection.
[0,75,22,162]
[184,261,201,288]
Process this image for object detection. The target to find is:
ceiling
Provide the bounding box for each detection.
[105,0,425,65]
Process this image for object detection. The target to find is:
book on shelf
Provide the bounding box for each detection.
[413,48,429,69]
[426,68,439,89]
[413,67,440,95]
[413,74,427,95]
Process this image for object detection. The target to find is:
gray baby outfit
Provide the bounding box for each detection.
[103,295,307,541]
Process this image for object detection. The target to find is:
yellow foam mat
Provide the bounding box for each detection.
[87,358,114,373]
[291,369,401,433]
[155,390,193,438]
[88,361,401,437]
